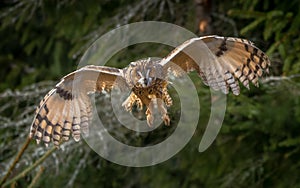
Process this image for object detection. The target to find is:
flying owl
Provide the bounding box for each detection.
[29,35,271,147]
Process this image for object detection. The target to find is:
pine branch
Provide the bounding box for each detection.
[28,166,44,188]
[2,146,57,187]
[0,137,31,186]
[262,74,300,83]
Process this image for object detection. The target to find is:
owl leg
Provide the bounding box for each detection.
[157,99,170,126]
[145,101,154,127]
[122,92,143,111]
[135,98,143,111]
[122,92,135,111]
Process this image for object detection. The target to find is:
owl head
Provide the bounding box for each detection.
[125,58,164,88]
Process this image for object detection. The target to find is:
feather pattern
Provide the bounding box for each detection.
[160,35,270,95]
[29,66,124,147]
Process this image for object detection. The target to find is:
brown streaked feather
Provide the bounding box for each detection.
[71,98,81,142]
[77,93,91,135]
[29,89,55,139]
[62,98,73,142]
[41,95,63,146]
[160,35,270,95]
[29,65,125,147]
[52,105,66,147]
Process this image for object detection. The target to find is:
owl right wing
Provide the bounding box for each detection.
[160,35,271,95]
[29,65,126,147]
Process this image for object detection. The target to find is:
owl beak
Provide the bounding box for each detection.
[138,77,152,87]
[146,77,153,86]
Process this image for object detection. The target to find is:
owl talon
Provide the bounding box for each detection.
[136,99,143,111]
[122,93,145,111]
[157,99,170,126]
[147,115,154,127]
[145,108,153,127]
[162,114,170,126]
[122,102,132,112]
[122,98,133,111]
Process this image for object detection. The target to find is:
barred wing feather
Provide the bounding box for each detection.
[160,35,271,95]
[29,65,125,147]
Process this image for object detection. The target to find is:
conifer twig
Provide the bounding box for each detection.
[0,136,31,187]
[28,166,44,188]
[2,146,57,187]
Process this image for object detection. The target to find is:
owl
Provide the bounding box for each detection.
[29,35,271,147]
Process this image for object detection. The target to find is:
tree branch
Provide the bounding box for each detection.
[2,146,57,187]
[0,136,31,187]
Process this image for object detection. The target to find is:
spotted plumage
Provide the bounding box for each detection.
[29,35,271,147]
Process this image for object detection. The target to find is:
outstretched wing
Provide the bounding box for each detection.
[160,35,271,95]
[29,65,125,147]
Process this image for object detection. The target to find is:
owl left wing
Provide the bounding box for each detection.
[159,35,271,95]
[29,65,126,147]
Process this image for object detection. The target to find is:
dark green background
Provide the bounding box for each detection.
[0,0,300,187]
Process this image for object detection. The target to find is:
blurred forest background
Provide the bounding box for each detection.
[1,0,300,187]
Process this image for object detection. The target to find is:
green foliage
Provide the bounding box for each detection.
[228,0,300,75]
[0,0,149,91]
